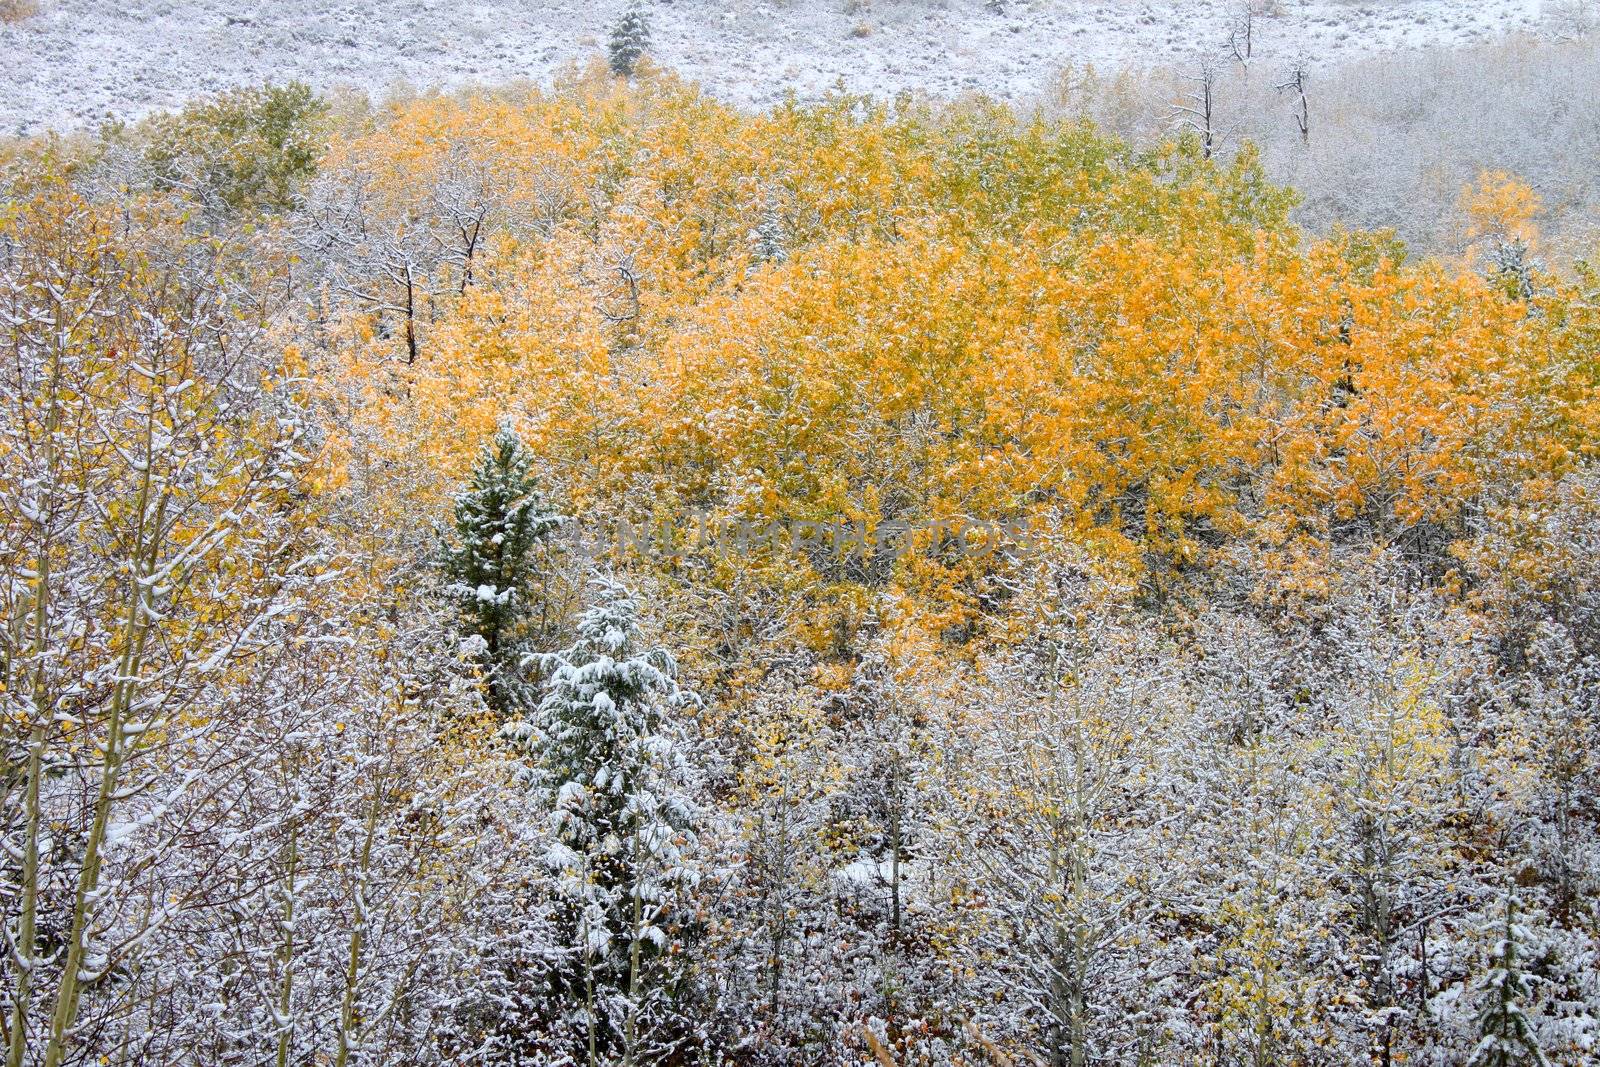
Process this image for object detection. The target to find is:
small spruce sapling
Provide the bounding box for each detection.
[442,423,563,713]
[1468,896,1550,1067]
[750,203,787,267]
[608,3,652,79]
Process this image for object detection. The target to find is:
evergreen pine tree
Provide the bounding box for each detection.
[1469,896,1550,1067]
[504,576,703,1062]
[608,2,651,79]
[1487,236,1539,302]
[442,422,563,713]
[750,199,787,267]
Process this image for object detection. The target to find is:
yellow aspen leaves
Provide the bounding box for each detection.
[311,76,1593,636]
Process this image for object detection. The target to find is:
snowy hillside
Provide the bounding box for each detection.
[1,0,1551,134]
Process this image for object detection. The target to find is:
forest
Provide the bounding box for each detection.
[2,53,1599,1067]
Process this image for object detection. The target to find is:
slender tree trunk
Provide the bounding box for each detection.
[1048,828,1068,1067]
[623,843,645,1067]
[1068,716,1089,1067]
[403,266,418,365]
[275,811,301,1067]
[765,804,787,1023]
[334,759,387,1067]
[42,444,168,1067]
[584,850,599,1067]
[889,769,903,940]
[6,720,49,1067]
[459,220,481,295]
[5,341,65,1067]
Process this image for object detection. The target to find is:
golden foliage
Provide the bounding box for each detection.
[315,69,1597,646]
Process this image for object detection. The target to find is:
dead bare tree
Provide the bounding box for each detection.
[1173,57,1223,160]
[300,148,516,364]
[1228,2,1256,67]
[1276,57,1311,146]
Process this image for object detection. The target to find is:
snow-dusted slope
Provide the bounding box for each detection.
[2,0,1549,134]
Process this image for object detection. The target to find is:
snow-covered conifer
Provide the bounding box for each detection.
[750,201,787,267]
[1469,897,1550,1067]
[442,423,563,712]
[504,575,703,1063]
[608,3,651,79]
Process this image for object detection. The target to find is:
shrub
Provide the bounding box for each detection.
[0,0,41,24]
[141,81,330,215]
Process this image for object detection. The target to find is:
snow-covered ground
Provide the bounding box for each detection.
[1,0,1551,134]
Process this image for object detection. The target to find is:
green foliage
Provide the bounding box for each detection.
[1470,898,1551,1067]
[442,424,563,712]
[608,3,652,78]
[1325,222,1409,280]
[141,81,330,215]
[504,576,703,1060]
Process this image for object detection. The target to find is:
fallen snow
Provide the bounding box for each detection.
[2,0,1552,134]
